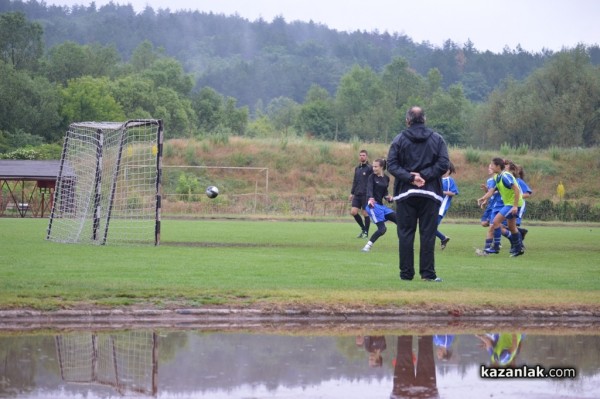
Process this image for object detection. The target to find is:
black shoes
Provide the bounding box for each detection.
[440,236,450,250]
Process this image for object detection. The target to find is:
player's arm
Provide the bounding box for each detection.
[511,183,520,214]
[349,168,357,200]
[477,186,495,207]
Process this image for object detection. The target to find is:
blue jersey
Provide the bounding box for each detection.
[517,178,532,198]
[517,178,532,223]
[481,177,502,223]
[486,177,502,211]
[438,176,459,217]
[433,334,455,349]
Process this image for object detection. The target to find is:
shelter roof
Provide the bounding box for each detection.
[0,160,65,180]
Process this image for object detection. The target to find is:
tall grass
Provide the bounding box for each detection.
[464,146,481,164]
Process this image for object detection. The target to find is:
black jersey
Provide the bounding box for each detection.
[366,173,390,204]
[351,162,373,196]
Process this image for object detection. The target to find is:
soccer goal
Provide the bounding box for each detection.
[47,120,163,245]
[55,331,158,396]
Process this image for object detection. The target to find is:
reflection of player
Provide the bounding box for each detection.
[476,333,525,367]
[357,335,387,367]
[391,335,439,399]
[433,334,455,361]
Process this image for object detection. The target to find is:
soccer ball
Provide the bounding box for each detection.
[206,185,219,199]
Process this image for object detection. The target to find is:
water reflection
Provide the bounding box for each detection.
[0,330,598,398]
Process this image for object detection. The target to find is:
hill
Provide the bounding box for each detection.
[161,136,600,221]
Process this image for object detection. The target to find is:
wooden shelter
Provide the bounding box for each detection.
[0,160,62,218]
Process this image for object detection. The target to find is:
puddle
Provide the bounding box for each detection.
[1,329,598,398]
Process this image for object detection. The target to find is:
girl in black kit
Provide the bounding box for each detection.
[362,158,397,252]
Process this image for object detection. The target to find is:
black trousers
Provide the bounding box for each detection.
[395,196,439,280]
[391,335,439,399]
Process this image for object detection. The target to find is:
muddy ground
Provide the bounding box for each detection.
[1,303,599,334]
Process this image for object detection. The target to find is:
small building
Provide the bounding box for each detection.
[0,160,63,218]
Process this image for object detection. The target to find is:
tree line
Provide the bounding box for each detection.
[1,2,599,156]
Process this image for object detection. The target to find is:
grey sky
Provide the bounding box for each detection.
[46,0,600,53]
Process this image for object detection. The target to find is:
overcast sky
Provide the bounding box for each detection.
[45,0,600,53]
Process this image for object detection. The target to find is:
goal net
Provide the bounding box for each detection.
[55,331,158,396]
[47,120,163,245]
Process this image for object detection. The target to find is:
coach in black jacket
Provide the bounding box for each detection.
[387,106,449,282]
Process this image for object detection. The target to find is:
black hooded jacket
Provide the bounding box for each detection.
[387,123,449,204]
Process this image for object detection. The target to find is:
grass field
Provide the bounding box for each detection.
[1,218,599,312]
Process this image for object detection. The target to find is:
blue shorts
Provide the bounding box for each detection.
[481,207,493,222]
[366,203,394,223]
[497,205,521,220]
[482,206,502,223]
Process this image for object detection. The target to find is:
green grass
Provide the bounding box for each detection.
[1,218,599,311]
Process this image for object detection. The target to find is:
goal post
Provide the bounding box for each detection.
[47,119,163,245]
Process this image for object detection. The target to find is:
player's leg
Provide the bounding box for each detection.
[517,206,528,245]
[351,195,367,237]
[362,203,371,236]
[435,215,450,250]
[385,210,397,225]
[362,205,383,252]
[362,221,387,252]
[507,216,524,257]
[485,212,505,254]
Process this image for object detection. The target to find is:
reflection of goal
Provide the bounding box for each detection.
[55,331,158,396]
[47,120,163,245]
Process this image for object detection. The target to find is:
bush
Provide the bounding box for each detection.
[549,146,561,161]
[0,148,39,160]
[516,143,529,155]
[35,143,63,160]
[525,200,600,222]
[500,142,511,156]
[464,146,481,164]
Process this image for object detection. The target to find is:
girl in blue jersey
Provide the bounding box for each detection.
[480,164,504,251]
[436,162,458,250]
[361,158,397,252]
[477,158,524,257]
[511,163,533,243]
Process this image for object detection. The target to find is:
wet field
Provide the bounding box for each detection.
[1,318,598,398]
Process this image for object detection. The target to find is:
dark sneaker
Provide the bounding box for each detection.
[422,277,443,282]
[510,247,525,257]
[520,228,528,241]
[440,237,450,250]
[484,247,500,254]
[361,231,369,239]
[356,231,366,238]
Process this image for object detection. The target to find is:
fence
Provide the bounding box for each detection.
[162,194,600,222]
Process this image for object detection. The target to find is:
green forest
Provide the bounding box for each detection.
[1,0,600,158]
